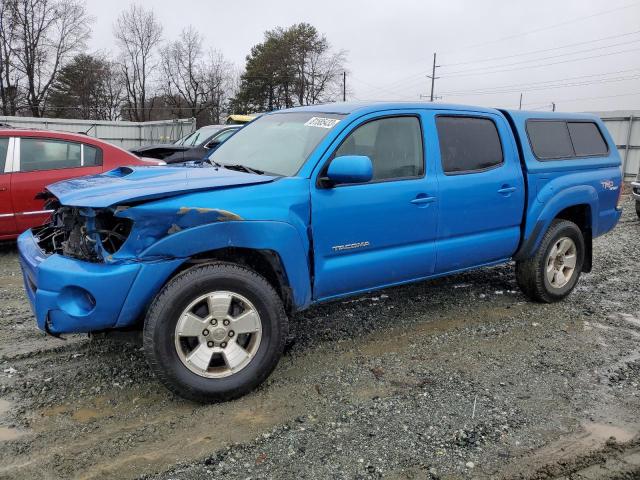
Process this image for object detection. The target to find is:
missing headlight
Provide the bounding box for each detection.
[34,206,132,261]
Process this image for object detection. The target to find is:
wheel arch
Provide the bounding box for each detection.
[175,247,295,314]
[515,185,597,272]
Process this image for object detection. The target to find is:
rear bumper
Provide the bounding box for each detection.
[18,229,182,334]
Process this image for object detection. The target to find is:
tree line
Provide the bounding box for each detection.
[0,0,346,125]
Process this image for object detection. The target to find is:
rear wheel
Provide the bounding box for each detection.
[143,262,288,402]
[516,219,584,303]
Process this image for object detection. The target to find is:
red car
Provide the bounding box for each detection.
[0,128,163,240]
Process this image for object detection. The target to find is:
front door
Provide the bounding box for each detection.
[0,137,16,238]
[311,112,439,300]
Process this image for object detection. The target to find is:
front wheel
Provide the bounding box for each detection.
[143,262,288,402]
[636,200,640,219]
[516,219,585,303]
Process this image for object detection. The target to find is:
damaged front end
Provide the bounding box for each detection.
[33,199,133,262]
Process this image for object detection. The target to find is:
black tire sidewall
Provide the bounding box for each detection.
[145,264,285,400]
[540,222,584,300]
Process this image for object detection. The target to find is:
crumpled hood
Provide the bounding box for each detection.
[46,165,276,208]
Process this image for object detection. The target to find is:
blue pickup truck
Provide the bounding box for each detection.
[18,102,623,402]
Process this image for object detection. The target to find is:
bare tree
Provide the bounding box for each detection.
[160,26,206,119]
[203,50,235,124]
[113,4,162,122]
[0,1,20,115]
[161,27,234,124]
[9,0,92,117]
[99,59,125,120]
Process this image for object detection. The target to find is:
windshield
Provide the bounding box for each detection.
[210,112,345,176]
[175,126,222,146]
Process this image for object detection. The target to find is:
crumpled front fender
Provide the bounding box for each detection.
[136,220,313,310]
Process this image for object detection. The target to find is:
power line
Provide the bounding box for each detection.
[440,0,640,56]
[440,30,640,68]
[522,90,640,109]
[440,73,640,97]
[442,38,640,76]
[439,68,640,96]
[443,47,640,78]
[349,31,640,96]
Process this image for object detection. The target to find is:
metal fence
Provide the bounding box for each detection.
[594,111,639,180]
[0,116,197,150]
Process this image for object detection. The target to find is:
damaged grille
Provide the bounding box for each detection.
[34,204,132,262]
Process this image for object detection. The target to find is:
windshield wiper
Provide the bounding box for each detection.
[221,163,264,175]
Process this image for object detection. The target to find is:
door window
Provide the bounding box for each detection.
[20,138,81,172]
[334,116,424,181]
[83,144,103,166]
[436,116,504,174]
[0,138,8,172]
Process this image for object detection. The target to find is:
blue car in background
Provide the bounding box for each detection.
[17,102,622,402]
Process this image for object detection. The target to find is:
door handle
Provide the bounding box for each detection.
[411,195,436,205]
[0,187,6,192]
[498,186,517,195]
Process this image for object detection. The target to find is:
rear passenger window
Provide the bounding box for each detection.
[83,144,103,166]
[335,116,424,181]
[0,138,8,173]
[567,122,608,157]
[436,116,503,174]
[527,120,608,160]
[20,138,81,172]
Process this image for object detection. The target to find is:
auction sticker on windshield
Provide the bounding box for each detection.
[304,117,341,128]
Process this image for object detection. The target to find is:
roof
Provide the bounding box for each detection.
[502,109,603,123]
[0,128,98,140]
[279,101,502,116]
[271,102,607,121]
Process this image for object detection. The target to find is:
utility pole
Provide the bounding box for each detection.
[342,71,346,102]
[426,53,440,102]
[519,93,523,110]
[552,102,556,112]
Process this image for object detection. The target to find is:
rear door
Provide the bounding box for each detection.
[0,137,16,238]
[11,137,103,232]
[431,111,525,273]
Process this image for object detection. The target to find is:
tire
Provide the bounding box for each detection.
[143,262,288,403]
[636,200,640,220]
[516,219,585,303]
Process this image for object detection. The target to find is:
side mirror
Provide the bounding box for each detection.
[205,141,220,149]
[325,155,373,185]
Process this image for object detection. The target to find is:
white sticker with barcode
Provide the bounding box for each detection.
[304,117,341,128]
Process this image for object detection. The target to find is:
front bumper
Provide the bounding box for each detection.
[18,229,182,334]
[632,182,640,201]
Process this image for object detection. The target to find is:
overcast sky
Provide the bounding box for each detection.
[85,0,640,113]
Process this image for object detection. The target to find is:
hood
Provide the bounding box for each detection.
[46,165,276,208]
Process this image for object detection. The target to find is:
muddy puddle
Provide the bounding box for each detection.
[0,398,24,442]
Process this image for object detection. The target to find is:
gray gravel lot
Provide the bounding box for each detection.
[0,195,638,480]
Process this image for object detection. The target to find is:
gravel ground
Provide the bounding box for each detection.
[0,194,638,480]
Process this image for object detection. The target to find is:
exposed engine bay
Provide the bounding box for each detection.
[33,197,132,262]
